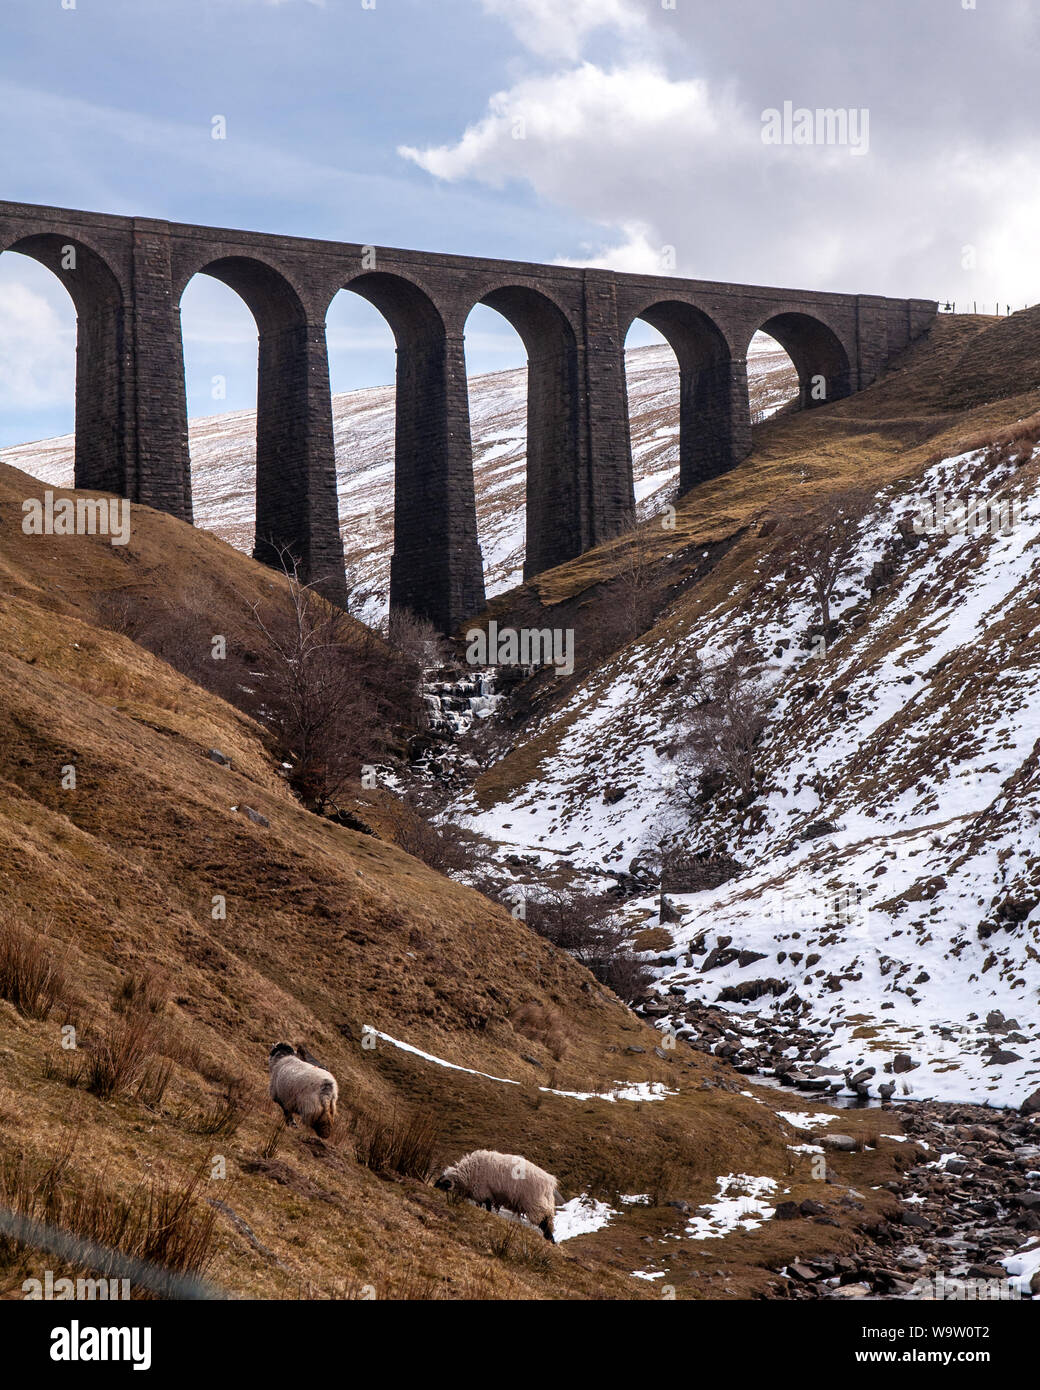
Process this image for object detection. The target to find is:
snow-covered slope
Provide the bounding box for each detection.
[1,339,796,626]
[450,435,1040,1108]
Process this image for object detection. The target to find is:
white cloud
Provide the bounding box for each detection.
[399,52,1040,303]
[400,62,746,194]
[479,0,645,63]
[552,222,669,275]
[0,279,75,411]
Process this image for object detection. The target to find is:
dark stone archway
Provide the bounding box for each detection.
[2,234,126,498]
[181,256,345,603]
[626,300,742,494]
[755,312,853,410]
[476,284,582,579]
[343,270,485,632]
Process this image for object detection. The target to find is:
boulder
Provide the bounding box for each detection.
[986,1050,1023,1066]
[717,977,787,1003]
[1019,1087,1040,1117]
[822,1134,858,1152]
[702,946,741,972]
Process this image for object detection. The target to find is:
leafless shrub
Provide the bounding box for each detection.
[114,969,168,1017]
[250,552,403,813]
[80,1012,162,1101]
[93,564,422,806]
[384,608,450,716]
[580,920,656,1004]
[135,1058,174,1109]
[389,802,490,877]
[181,1081,247,1138]
[91,588,141,637]
[43,1051,82,1088]
[521,889,653,1004]
[0,913,70,1020]
[260,1119,284,1160]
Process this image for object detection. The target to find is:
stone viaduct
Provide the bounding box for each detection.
[0,201,937,630]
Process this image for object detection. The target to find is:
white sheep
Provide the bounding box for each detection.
[435,1149,560,1242]
[267,1042,338,1138]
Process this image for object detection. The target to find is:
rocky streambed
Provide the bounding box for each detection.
[776,1100,1040,1300]
[635,995,1040,1299]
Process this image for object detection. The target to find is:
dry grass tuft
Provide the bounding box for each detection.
[114,969,169,1017]
[180,1079,249,1138]
[0,912,70,1021]
[349,1106,440,1182]
[79,1012,164,1101]
[509,1002,571,1061]
[485,1220,553,1271]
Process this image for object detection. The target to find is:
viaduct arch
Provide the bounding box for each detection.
[0,202,937,631]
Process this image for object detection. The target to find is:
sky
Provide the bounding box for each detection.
[1,0,1038,446]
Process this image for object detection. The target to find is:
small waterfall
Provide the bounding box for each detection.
[422,668,501,738]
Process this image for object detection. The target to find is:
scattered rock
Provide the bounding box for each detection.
[702,946,741,972]
[658,895,681,923]
[822,1134,858,1152]
[801,820,839,841]
[717,977,787,1003]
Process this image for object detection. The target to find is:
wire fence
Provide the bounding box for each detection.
[937,301,1036,315]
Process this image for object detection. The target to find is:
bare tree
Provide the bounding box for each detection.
[674,651,771,805]
[250,555,387,813]
[775,488,870,636]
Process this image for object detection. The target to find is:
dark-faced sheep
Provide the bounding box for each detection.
[267,1042,338,1138]
[435,1149,560,1242]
